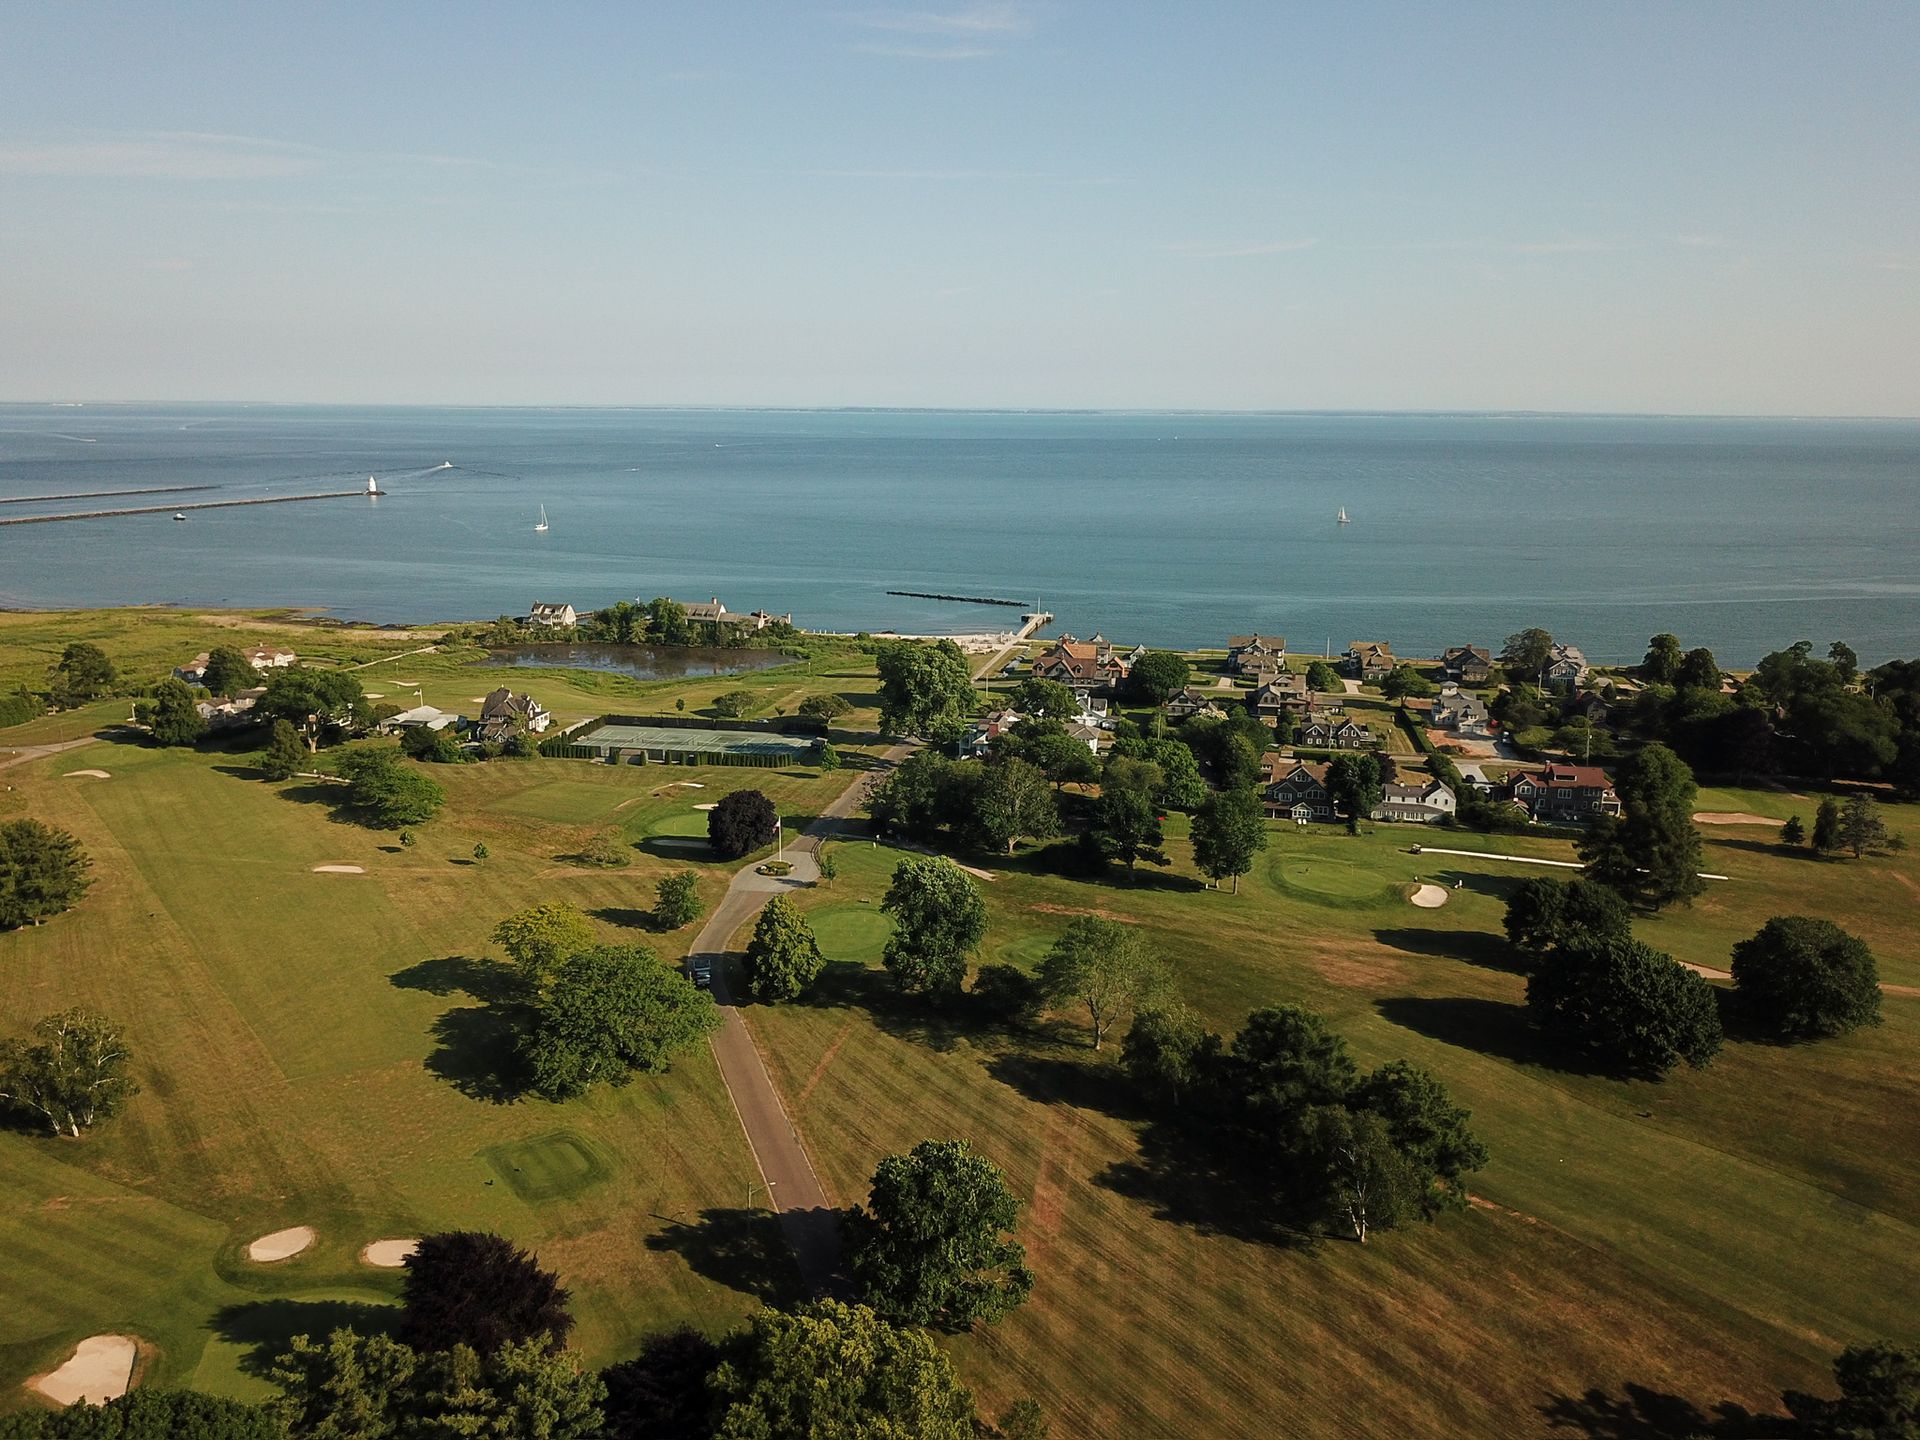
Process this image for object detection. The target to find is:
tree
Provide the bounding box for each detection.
[844,1140,1033,1328]
[1008,676,1077,719]
[270,1328,417,1439]
[1578,743,1703,908]
[875,639,974,739]
[1379,665,1435,701]
[1642,633,1683,684]
[333,747,445,828]
[600,1327,721,1440]
[1137,736,1208,811]
[1781,814,1806,846]
[1812,795,1844,854]
[880,855,987,997]
[0,1009,138,1136]
[400,724,465,764]
[797,692,851,720]
[1128,650,1191,705]
[1526,936,1722,1076]
[743,895,825,1001]
[865,750,954,842]
[0,819,93,929]
[471,843,488,862]
[711,689,755,719]
[0,1387,285,1438]
[815,849,839,889]
[646,597,693,646]
[257,667,368,749]
[1026,731,1098,789]
[400,1231,575,1355]
[1732,915,1881,1040]
[1325,753,1383,834]
[51,642,116,708]
[1501,628,1556,680]
[1122,1003,1218,1108]
[1785,1340,1920,1440]
[259,719,306,781]
[708,788,779,858]
[1305,1105,1424,1243]
[1827,641,1861,684]
[1036,916,1169,1050]
[520,945,720,1099]
[201,646,259,698]
[812,740,841,772]
[1676,646,1721,691]
[1837,794,1890,858]
[492,904,601,990]
[707,1300,979,1440]
[1352,1060,1488,1219]
[139,677,205,747]
[1502,877,1632,960]
[653,871,704,931]
[973,757,1059,855]
[968,964,1044,1027]
[1189,787,1268,893]
[1089,785,1168,879]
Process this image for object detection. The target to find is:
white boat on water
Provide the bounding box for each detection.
[534,505,549,533]
[1337,507,1350,524]
[173,512,187,521]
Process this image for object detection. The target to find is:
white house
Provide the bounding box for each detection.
[1372,778,1457,824]
[528,603,577,628]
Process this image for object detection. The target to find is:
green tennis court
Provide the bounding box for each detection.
[570,722,817,764]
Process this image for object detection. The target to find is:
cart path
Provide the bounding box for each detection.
[690,741,911,1295]
[0,735,100,772]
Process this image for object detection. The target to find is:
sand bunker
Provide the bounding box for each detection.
[32,1334,137,1406]
[62,769,111,779]
[246,1225,316,1262]
[1693,811,1780,826]
[361,1238,418,1268]
[394,680,421,687]
[1409,884,1450,908]
[311,864,365,874]
[693,802,718,811]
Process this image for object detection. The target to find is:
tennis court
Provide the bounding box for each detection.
[565,721,818,767]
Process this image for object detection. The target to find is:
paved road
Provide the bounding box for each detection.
[688,742,910,1295]
[0,736,100,773]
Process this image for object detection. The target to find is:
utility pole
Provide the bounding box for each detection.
[746,1180,776,1211]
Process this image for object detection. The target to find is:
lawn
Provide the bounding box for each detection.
[753,801,1920,1438]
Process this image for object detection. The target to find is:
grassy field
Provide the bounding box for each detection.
[746,800,1920,1438]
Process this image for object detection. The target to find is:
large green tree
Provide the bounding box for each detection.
[333,746,445,828]
[1008,676,1076,719]
[1784,1340,1920,1440]
[1189,787,1268,893]
[708,789,779,858]
[1731,915,1881,1040]
[652,870,704,931]
[0,1009,138,1136]
[139,676,206,747]
[202,645,259,698]
[743,895,825,1001]
[1837,794,1890,858]
[1089,784,1168,879]
[1577,743,1704,908]
[875,639,975,740]
[880,855,987,997]
[1036,916,1169,1050]
[492,902,600,991]
[1128,650,1191,705]
[519,945,720,1099]
[1526,936,1722,1076]
[844,1140,1033,1329]
[1122,1003,1219,1108]
[258,718,307,781]
[399,1231,574,1355]
[1502,877,1632,961]
[1325,752,1383,834]
[707,1301,979,1440]
[973,757,1059,855]
[0,1388,284,1439]
[50,642,116,708]
[1641,633,1683,684]
[0,818,93,929]
[1352,1060,1489,1219]
[256,667,368,748]
[1500,628,1555,680]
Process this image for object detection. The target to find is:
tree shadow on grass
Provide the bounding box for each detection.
[1704,837,1820,862]
[212,763,268,781]
[210,1297,399,1379]
[984,1050,1149,1124]
[588,906,660,932]
[1374,995,1615,1077]
[1093,1121,1315,1250]
[1427,866,1518,900]
[645,1207,804,1307]
[391,954,522,1004]
[1373,926,1529,975]
[1539,1385,1777,1438]
[794,960,972,1054]
[390,955,530,1102]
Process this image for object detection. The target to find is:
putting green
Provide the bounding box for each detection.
[192,1288,400,1401]
[647,809,712,839]
[994,932,1055,969]
[808,905,893,964]
[1269,855,1395,906]
[479,1130,611,1203]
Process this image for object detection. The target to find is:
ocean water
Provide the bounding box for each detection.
[1,404,1916,667]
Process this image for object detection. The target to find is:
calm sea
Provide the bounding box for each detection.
[2,405,1916,666]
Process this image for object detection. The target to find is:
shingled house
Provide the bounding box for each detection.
[1250,671,1315,719]
[1163,686,1227,721]
[1262,758,1337,822]
[1439,645,1493,685]
[476,687,552,743]
[1344,641,1396,681]
[1505,762,1621,823]
[1031,634,1130,695]
[1372,777,1457,824]
[528,602,577,628]
[1226,634,1287,675]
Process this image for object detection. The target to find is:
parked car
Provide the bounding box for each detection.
[690,957,714,989]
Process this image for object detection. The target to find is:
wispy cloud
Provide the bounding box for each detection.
[0,130,502,182]
[843,3,1030,36]
[853,42,996,60]
[1160,239,1319,259]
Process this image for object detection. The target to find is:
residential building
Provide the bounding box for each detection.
[1298,708,1375,749]
[175,647,296,685]
[1262,757,1337,822]
[1439,645,1493,685]
[528,602,577,628]
[1544,642,1590,692]
[1163,687,1226,721]
[1372,777,1457,824]
[1031,634,1129,694]
[1505,762,1621,823]
[960,707,1026,758]
[1432,684,1492,737]
[476,687,551,742]
[382,704,458,733]
[1225,633,1286,675]
[1344,641,1396,681]
[1250,671,1315,719]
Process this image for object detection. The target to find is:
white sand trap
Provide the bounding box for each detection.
[361,1238,418,1268]
[394,680,421,687]
[32,1334,137,1406]
[693,802,718,810]
[1693,811,1780,826]
[1409,884,1450,908]
[364,693,385,700]
[62,769,111,779]
[311,864,365,874]
[247,1224,316,1262]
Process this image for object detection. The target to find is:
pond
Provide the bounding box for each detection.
[481,643,795,681]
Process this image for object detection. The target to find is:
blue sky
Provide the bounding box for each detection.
[1,2,1915,412]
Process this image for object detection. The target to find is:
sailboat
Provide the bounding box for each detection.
[1337,507,1350,524]
[534,505,549,534]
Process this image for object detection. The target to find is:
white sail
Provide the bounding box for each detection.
[535,504,549,533]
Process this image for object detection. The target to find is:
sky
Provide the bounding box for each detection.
[1,2,1916,413]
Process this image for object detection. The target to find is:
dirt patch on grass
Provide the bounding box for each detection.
[1693,811,1780,826]
[361,1238,418,1268]
[62,768,111,779]
[31,1334,138,1405]
[796,1017,858,1110]
[1028,903,1141,925]
[247,1224,317,1262]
